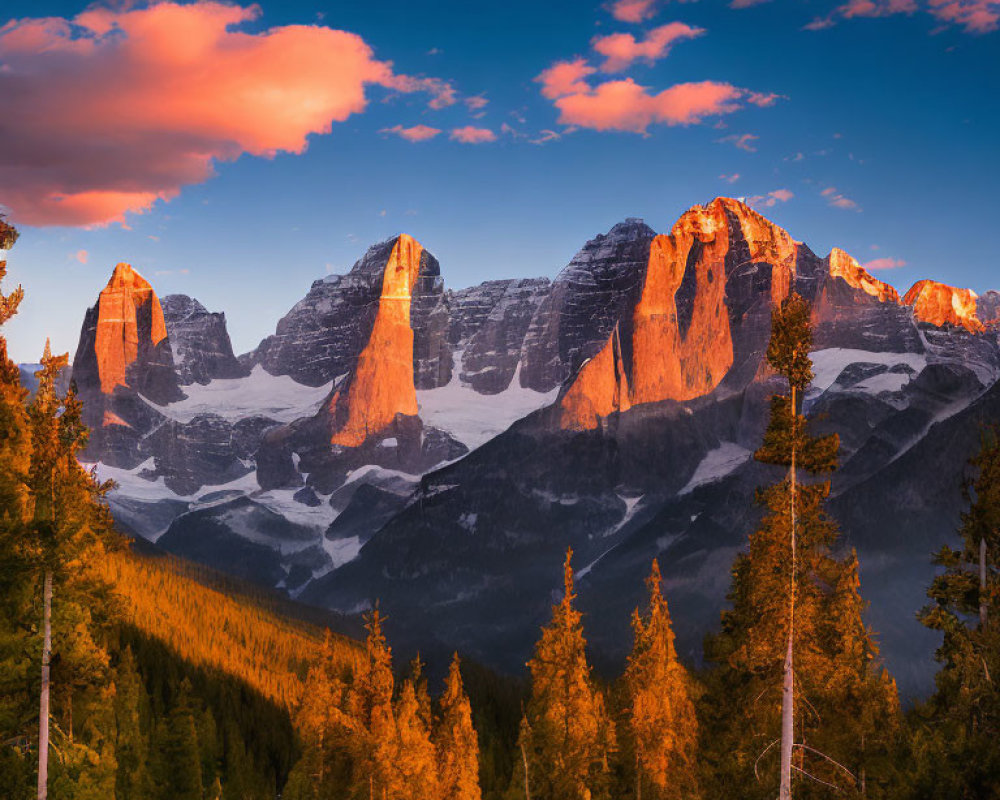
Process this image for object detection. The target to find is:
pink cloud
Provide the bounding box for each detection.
[0,2,453,227]
[928,0,1000,32]
[731,0,774,6]
[380,124,442,142]
[748,188,794,208]
[808,0,996,33]
[74,249,89,264]
[822,187,861,210]
[465,95,490,111]
[839,0,918,17]
[537,64,754,134]
[864,256,907,270]
[610,0,659,23]
[720,173,741,183]
[592,23,704,72]
[537,59,597,100]
[718,133,760,151]
[450,126,497,144]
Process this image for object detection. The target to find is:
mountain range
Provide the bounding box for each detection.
[54,197,1000,697]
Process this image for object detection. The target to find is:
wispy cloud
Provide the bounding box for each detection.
[806,0,998,34]
[719,173,741,183]
[74,249,88,264]
[610,0,659,23]
[450,126,497,143]
[864,256,907,269]
[822,186,861,210]
[718,133,760,151]
[380,124,443,142]
[748,188,794,208]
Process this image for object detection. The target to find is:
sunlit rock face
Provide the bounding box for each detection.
[73,263,180,405]
[161,294,248,385]
[251,236,451,389]
[904,279,984,332]
[327,234,424,447]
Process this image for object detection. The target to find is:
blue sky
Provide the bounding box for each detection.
[1,0,998,362]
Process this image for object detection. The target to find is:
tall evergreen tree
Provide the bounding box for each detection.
[621,560,699,800]
[346,608,397,800]
[520,549,616,800]
[913,427,1000,796]
[393,678,440,800]
[436,654,481,800]
[703,293,900,799]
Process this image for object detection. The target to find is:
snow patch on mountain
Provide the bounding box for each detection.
[417,359,559,449]
[148,366,334,424]
[679,443,752,495]
[809,349,927,395]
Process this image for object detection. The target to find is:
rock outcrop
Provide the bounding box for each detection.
[72,263,181,409]
[904,279,983,332]
[161,294,248,385]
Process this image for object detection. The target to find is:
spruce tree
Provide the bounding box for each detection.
[436,654,481,800]
[703,293,900,799]
[914,427,1000,795]
[393,678,440,800]
[521,549,616,800]
[346,608,398,800]
[621,560,699,800]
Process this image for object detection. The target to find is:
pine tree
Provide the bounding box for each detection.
[393,678,441,800]
[521,549,616,800]
[703,293,900,799]
[347,608,397,800]
[621,560,699,800]
[436,654,481,800]
[914,427,1000,795]
[113,647,150,800]
[157,678,203,800]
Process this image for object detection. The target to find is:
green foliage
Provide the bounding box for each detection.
[912,427,1000,797]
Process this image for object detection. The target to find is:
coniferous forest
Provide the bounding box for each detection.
[1,208,999,800]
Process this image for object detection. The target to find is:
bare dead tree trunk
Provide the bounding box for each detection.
[980,537,988,628]
[779,385,798,800]
[37,570,52,800]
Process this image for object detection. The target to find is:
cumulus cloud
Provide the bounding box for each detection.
[380,124,442,142]
[536,62,761,134]
[592,23,704,72]
[450,126,497,143]
[864,256,907,269]
[610,0,659,23]
[0,2,455,227]
[749,188,794,208]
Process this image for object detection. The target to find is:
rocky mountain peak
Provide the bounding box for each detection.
[161,294,247,385]
[904,279,983,332]
[72,261,176,399]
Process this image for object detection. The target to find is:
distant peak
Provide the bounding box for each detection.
[604,217,656,241]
